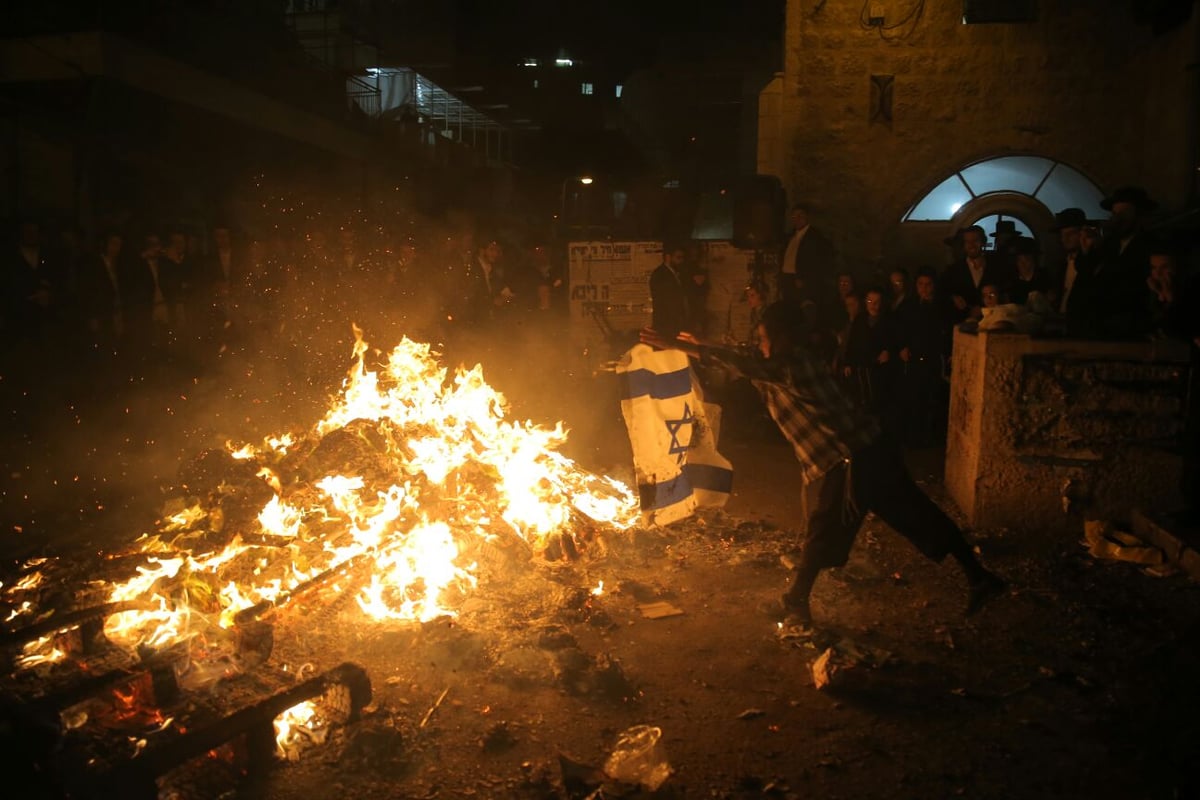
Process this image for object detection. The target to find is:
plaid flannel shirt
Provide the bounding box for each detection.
[700,344,880,484]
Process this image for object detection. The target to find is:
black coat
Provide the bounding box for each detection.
[779,226,835,302]
[1054,248,1101,319]
[459,257,512,326]
[122,256,185,320]
[1070,233,1154,338]
[77,254,123,322]
[1,247,64,339]
[897,298,949,361]
[649,262,692,338]
[939,253,1013,322]
[1008,268,1053,306]
[843,312,896,368]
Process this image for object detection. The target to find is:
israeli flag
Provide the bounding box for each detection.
[617,344,734,526]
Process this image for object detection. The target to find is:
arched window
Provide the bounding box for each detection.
[903,156,1105,222]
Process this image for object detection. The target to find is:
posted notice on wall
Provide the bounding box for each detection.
[568,241,661,365]
[566,240,774,365]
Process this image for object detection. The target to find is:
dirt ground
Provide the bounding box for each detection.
[2,330,1199,799]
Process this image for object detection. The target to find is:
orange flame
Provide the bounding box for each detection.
[7,329,639,663]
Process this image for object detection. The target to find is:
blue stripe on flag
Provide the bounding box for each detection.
[684,463,733,495]
[621,367,693,401]
[637,472,693,510]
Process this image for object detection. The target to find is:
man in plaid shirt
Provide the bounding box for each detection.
[642,311,1004,627]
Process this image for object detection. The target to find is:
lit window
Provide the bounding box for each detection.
[555,57,573,67]
[959,156,1050,196]
[615,84,623,98]
[523,58,539,67]
[581,82,593,95]
[533,79,539,89]
[906,175,973,221]
[903,155,1105,221]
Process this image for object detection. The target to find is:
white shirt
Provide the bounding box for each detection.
[103,255,121,308]
[781,225,809,274]
[967,257,986,288]
[479,258,493,295]
[1060,253,1077,313]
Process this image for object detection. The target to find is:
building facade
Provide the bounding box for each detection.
[758,0,1199,274]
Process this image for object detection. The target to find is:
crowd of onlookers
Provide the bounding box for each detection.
[676,186,1200,447]
[0,212,566,391]
[801,188,1194,444]
[6,181,1200,447]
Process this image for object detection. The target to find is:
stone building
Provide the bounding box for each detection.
[757,0,1199,275]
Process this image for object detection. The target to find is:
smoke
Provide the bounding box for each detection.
[0,179,635,561]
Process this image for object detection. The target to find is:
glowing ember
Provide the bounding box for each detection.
[164,504,206,532]
[228,442,258,460]
[5,329,639,664]
[17,634,67,669]
[266,433,295,454]
[274,700,322,755]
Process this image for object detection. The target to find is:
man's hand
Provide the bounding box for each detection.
[640,328,699,356]
[639,327,672,349]
[952,295,968,311]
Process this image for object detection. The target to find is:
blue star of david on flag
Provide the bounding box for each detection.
[617,345,733,526]
[665,403,693,465]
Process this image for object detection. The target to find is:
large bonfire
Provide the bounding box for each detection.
[6,328,639,669]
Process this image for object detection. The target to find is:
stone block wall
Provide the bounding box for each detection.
[945,329,1192,531]
[765,0,1199,274]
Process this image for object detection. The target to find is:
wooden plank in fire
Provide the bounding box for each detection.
[0,600,153,651]
[84,662,372,799]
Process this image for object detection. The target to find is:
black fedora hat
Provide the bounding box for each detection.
[1051,208,1087,231]
[991,220,1019,238]
[1100,186,1158,212]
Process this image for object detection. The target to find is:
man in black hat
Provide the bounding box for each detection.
[991,219,1023,261]
[1081,186,1157,338]
[938,224,1013,325]
[1050,208,1099,323]
[649,241,694,339]
[1008,237,1052,306]
[779,203,836,307]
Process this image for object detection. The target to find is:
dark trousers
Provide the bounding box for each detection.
[800,438,966,571]
[901,357,947,446]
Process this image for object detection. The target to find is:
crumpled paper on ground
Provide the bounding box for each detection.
[775,624,892,690]
[1084,519,1164,566]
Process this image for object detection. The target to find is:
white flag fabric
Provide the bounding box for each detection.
[616,344,733,526]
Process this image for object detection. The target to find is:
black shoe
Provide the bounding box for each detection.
[966,572,1007,617]
[759,594,812,626]
[780,593,812,626]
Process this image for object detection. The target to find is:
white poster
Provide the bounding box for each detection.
[568,241,661,366]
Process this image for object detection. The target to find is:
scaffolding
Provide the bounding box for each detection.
[354,68,510,164]
[284,4,509,164]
